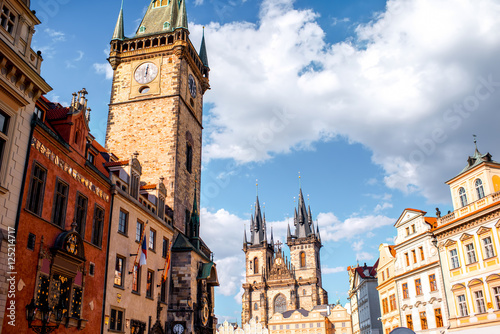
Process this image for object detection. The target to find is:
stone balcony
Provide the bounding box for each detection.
[437,191,500,226]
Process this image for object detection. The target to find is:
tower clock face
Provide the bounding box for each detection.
[173,324,184,334]
[134,62,158,84]
[188,74,197,98]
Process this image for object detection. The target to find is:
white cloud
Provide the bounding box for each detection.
[194,0,204,5]
[374,202,393,213]
[93,63,114,80]
[356,252,375,262]
[352,240,364,252]
[193,0,500,203]
[322,266,345,274]
[44,28,66,42]
[332,17,350,26]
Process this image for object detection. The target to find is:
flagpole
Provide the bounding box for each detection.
[133,220,149,267]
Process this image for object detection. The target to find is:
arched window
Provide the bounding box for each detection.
[459,188,468,207]
[254,257,259,274]
[475,179,485,200]
[300,252,306,268]
[186,143,193,173]
[274,294,286,314]
[254,303,258,310]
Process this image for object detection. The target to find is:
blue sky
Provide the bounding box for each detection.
[31,0,500,325]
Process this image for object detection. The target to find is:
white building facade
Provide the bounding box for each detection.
[394,209,449,334]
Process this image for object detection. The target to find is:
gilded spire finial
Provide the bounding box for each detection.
[473,134,478,150]
[298,171,301,189]
[256,179,259,197]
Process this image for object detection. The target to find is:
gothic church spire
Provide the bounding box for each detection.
[112,0,125,41]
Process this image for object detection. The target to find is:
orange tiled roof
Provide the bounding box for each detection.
[105,161,129,167]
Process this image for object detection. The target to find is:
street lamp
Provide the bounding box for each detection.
[26,298,65,334]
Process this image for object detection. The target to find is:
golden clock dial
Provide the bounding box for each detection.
[134,62,158,84]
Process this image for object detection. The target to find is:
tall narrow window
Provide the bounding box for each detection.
[450,249,460,269]
[132,264,140,293]
[118,210,128,235]
[146,270,154,298]
[160,277,167,302]
[435,308,443,327]
[27,164,46,215]
[411,224,416,233]
[474,290,486,314]
[300,252,306,268]
[415,279,422,295]
[149,229,156,251]
[186,143,193,173]
[459,187,468,207]
[74,194,88,237]
[493,287,500,310]
[254,257,259,274]
[402,283,409,299]
[162,238,169,258]
[405,253,410,266]
[91,206,105,247]
[483,237,495,258]
[382,298,389,314]
[419,247,425,261]
[114,256,124,287]
[136,221,144,242]
[429,274,437,291]
[0,110,9,173]
[475,179,485,199]
[420,312,428,330]
[389,294,396,311]
[52,180,69,227]
[465,243,477,264]
[406,315,413,330]
[412,250,417,263]
[457,295,468,317]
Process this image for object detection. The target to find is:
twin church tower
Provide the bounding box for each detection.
[242,188,328,326]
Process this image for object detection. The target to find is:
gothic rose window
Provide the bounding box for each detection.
[274,294,286,314]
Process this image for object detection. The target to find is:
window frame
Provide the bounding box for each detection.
[109,307,124,331]
[449,248,460,269]
[26,162,47,216]
[493,286,500,310]
[114,256,125,288]
[429,274,437,292]
[74,192,88,238]
[457,294,468,317]
[118,209,128,235]
[482,236,495,259]
[420,311,428,330]
[475,178,485,200]
[136,220,144,242]
[459,187,468,207]
[474,290,487,314]
[389,294,396,311]
[402,283,409,299]
[149,228,156,252]
[382,298,389,314]
[435,308,443,327]
[146,269,154,299]
[0,4,17,36]
[406,314,413,331]
[0,109,11,179]
[51,178,69,228]
[419,246,425,261]
[465,243,477,265]
[162,238,169,259]
[91,205,105,247]
[300,251,306,268]
[132,263,141,294]
[415,278,423,296]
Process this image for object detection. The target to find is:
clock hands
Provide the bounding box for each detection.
[145,64,149,78]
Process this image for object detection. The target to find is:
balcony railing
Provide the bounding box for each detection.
[437,190,500,227]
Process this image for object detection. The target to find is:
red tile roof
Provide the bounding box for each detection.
[141,184,157,190]
[46,107,69,120]
[105,161,129,167]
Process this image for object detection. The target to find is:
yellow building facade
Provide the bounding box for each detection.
[377,244,401,334]
[434,145,500,334]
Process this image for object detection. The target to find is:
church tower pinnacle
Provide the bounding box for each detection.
[112,0,125,41]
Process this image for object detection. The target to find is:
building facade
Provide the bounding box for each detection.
[242,189,328,326]
[0,0,51,330]
[393,209,448,334]
[348,262,382,334]
[2,92,112,333]
[434,145,500,334]
[377,244,401,334]
[218,318,269,334]
[103,155,176,333]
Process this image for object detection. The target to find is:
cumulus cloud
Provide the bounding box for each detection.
[192,0,500,203]
[93,63,114,80]
[322,266,345,274]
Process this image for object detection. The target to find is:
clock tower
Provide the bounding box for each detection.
[105,0,209,232]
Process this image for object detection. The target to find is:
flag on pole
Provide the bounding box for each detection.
[162,243,172,283]
[139,234,147,266]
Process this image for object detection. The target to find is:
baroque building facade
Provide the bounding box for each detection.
[434,144,500,334]
[376,244,401,334]
[242,189,328,326]
[393,209,448,334]
[0,0,51,330]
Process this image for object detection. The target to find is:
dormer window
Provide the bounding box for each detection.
[459,187,468,207]
[475,179,485,200]
[139,26,146,33]
[87,152,95,165]
[163,22,170,30]
[1,6,16,35]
